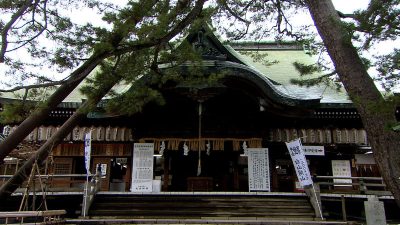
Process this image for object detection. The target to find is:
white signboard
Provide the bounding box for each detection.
[303,146,325,156]
[247,148,270,192]
[84,132,92,174]
[285,139,313,187]
[331,160,352,186]
[100,163,107,178]
[131,143,154,192]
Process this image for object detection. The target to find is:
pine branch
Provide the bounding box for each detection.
[336,10,356,19]
[114,0,208,56]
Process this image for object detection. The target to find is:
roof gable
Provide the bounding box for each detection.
[185,26,243,64]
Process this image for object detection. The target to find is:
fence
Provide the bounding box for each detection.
[314,175,389,195]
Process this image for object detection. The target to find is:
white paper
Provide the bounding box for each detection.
[332,160,352,186]
[247,148,270,191]
[131,143,154,192]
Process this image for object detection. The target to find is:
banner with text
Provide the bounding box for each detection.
[285,139,313,187]
[131,143,154,192]
[247,148,270,192]
[84,131,92,174]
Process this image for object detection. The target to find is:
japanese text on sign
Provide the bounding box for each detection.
[131,143,154,192]
[285,139,313,187]
[247,148,270,192]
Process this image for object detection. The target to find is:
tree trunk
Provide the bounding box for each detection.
[306,0,400,207]
[0,74,122,200]
[0,53,108,162]
[0,1,161,163]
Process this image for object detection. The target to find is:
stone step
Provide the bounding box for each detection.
[65,218,352,225]
[88,194,316,220]
[92,202,311,208]
[88,210,315,217]
[93,196,310,202]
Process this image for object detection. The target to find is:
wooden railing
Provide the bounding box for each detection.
[0,173,101,218]
[0,174,93,192]
[0,210,66,225]
[314,176,389,195]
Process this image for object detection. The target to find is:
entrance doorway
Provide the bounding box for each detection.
[91,157,130,191]
[165,150,246,192]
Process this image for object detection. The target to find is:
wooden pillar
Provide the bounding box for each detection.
[162,156,170,191]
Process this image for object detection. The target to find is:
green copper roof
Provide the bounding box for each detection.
[227,45,351,104]
[0,27,352,107]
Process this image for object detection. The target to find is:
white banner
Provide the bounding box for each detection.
[247,148,270,191]
[84,132,92,174]
[303,146,325,156]
[285,139,313,187]
[131,143,154,192]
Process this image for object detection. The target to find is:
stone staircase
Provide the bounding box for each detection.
[87,193,316,219]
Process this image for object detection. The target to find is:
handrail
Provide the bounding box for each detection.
[0,174,91,179]
[314,175,388,194]
[0,210,66,218]
[0,174,95,191]
[0,210,66,225]
[315,176,384,181]
[81,170,101,217]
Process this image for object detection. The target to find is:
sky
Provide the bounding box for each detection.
[332,0,369,13]
[0,0,397,91]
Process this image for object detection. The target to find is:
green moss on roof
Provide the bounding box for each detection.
[234,50,317,84]
[230,47,351,104]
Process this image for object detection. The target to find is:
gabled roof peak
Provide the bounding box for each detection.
[185,25,244,64]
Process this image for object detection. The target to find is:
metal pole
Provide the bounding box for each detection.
[341,194,347,221]
[312,183,324,220]
[82,174,89,217]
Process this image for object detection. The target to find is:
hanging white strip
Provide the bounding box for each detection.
[285,138,313,187]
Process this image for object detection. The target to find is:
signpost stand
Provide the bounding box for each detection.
[286,138,323,220]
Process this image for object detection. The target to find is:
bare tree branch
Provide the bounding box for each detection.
[5,0,49,53]
[219,0,250,25]
[0,0,34,63]
[273,0,303,40]
[0,80,66,93]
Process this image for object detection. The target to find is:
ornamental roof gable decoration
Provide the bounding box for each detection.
[191,30,227,60]
[185,26,243,64]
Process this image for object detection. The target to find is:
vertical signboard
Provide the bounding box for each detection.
[331,160,352,186]
[285,139,313,187]
[84,131,92,174]
[247,148,270,191]
[83,131,92,218]
[131,143,154,192]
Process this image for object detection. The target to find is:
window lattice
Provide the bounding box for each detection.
[54,163,71,174]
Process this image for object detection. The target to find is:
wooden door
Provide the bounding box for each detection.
[92,157,111,191]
